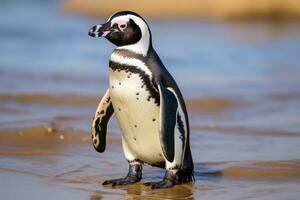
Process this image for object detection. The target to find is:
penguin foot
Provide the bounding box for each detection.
[102,176,139,186]
[144,170,177,189]
[102,164,142,186]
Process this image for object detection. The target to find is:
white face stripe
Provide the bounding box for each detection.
[110,52,152,78]
[110,14,150,56]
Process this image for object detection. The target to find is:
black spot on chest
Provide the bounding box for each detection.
[109,61,160,106]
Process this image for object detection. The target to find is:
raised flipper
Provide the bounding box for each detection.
[91,89,114,152]
[157,81,178,162]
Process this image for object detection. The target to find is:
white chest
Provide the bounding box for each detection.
[109,68,164,163]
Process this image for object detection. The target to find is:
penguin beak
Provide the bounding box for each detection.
[88,22,111,38]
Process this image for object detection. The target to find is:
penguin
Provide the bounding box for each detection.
[89,11,194,189]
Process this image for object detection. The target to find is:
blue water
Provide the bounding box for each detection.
[1,0,300,97]
[1,0,300,132]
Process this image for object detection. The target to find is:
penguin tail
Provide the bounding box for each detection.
[177,141,194,183]
[177,167,195,183]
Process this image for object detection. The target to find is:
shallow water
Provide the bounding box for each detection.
[1,0,300,199]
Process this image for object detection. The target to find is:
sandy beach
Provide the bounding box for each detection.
[1,0,300,199]
[61,0,300,21]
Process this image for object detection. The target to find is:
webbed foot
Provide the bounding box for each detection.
[102,164,142,186]
[102,176,139,186]
[145,170,177,189]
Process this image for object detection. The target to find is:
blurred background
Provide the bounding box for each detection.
[1,0,300,200]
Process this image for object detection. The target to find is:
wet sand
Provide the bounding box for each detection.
[1,93,300,200]
[1,127,300,200]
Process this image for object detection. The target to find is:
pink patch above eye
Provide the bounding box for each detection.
[111,17,129,31]
[111,18,127,25]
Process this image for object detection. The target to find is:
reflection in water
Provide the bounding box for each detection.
[116,183,194,200]
[89,163,223,200]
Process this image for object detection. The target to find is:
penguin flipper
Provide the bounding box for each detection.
[158,83,178,162]
[91,89,114,153]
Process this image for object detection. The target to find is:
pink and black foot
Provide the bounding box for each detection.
[102,164,142,186]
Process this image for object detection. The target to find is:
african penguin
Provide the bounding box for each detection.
[89,11,194,189]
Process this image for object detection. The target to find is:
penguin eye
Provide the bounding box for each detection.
[120,24,126,29]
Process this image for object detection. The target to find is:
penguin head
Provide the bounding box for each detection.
[89,11,152,55]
